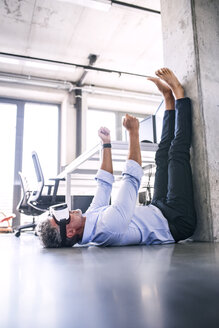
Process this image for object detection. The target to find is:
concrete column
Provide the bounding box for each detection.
[60,93,76,167]
[160,0,219,241]
[81,90,88,154]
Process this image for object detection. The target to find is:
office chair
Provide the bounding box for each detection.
[15,151,65,237]
[28,151,65,211]
[15,172,43,237]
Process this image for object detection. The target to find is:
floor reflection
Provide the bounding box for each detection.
[1,235,219,328]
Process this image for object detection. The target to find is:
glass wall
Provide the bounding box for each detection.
[0,98,60,227]
[0,103,17,214]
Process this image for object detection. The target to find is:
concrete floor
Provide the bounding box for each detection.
[0,234,219,328]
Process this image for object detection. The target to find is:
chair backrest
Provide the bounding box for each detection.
[17,172,43,216]
[17,172,31,206]
[28,151,65,211]
[29,151,44,202]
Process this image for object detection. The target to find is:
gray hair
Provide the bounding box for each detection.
[37,218,62,248]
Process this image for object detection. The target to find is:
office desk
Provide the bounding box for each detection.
[57,141,158,208]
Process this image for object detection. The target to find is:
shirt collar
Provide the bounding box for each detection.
[79,212,98,245]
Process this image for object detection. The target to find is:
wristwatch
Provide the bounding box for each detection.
[102,143,111,148]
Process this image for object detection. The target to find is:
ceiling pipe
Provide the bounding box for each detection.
[0,71,161,101]
[56,0,160,14]
[0,72,73,90]
[81,85,161,102]
[111,1,160,14]
[0,52,152,79]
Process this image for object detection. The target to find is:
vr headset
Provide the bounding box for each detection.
[50,203,70,247]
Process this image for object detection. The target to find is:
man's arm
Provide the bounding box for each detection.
[85,127,113,213]
[123,114,142,166]
[94,115,143,238]
[98,127,113,174]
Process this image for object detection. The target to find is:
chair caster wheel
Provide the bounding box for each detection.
[15,231,20,237]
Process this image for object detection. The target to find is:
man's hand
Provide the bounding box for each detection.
[123,114,141,166]
[98,127,111,144]
[123,114,139,134]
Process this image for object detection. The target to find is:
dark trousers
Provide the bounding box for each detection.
[151,98,197,242]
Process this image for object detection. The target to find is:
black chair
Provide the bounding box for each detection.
[15,151,65,237]
[28,151,65,211]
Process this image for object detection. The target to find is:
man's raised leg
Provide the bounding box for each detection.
[147,77,175,202]
[154,68,197,241]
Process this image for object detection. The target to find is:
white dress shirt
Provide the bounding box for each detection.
[79,160,175,246]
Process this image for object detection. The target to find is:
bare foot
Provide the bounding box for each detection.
[147,76,172,96]
[147,76,175,110]
[155,68,184,99]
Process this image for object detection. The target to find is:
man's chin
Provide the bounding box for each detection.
[76,209,82,216]
[65,234,81,247]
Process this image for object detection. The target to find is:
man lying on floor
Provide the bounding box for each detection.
[37,68,197,248]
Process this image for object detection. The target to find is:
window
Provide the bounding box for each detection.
[86,109,116,149]
[86,109,146,149]
[121,115,146,142]
[22,103,59,188]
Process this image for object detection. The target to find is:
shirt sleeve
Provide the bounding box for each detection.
[85,169,114,212]
[95,160,144,235]
[122,159,143,186]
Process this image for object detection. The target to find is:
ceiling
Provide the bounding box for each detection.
[0,0,163,96]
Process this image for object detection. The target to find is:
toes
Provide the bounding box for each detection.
[156,67,172,77]
[164,67,172,74]
[161,68,167,74]
[162,68,170,73]
[155,69,163,76]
